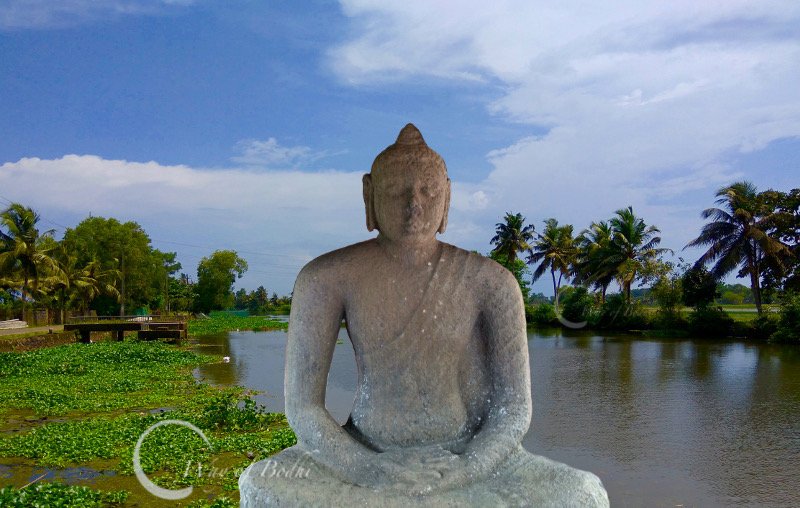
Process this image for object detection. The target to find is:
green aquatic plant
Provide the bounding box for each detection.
[0,482,128,507]
[0,342,214,416]
[186,495,238,508]
[188,314,287,336]
[0,341,298,504]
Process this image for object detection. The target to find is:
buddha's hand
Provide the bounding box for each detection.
[376,445,471,495]
[364,451,442,493]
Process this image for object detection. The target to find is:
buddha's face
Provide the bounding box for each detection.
[370,163,450,243]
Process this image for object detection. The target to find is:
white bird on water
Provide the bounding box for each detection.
[222,356,230,363]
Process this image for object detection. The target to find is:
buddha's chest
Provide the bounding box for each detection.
[343,265,479,353]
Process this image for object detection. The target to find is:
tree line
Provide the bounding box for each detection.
[490,181,799,340]
[3,179,797,335]
[0,204,259,322]
[233,287,292,315]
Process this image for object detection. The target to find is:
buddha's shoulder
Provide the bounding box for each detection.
[296,240,380,283]
[440,243,515,279]
[439,243,520,298]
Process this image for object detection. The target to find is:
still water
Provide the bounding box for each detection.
[194,329,800,507]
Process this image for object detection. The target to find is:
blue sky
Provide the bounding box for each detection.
[1,0,798,296]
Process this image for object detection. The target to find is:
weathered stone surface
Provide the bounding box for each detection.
[240,445,607,507]
[239,124,609,506]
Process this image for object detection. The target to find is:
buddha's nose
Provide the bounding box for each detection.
[407,192,423,216]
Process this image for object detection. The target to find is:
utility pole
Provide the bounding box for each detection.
[120,253,126,316]
[165,271,170,315]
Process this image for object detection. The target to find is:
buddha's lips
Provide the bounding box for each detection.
[405,208,423,223]
[404,216,425,231]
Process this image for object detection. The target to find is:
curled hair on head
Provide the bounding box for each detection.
[370,124,448,178]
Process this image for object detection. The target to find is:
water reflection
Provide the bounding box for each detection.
[193,330,800,506]
[194,329,355,423]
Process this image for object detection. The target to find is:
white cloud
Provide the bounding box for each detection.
[0,155,368,293]
[330,0,800,291]
[232,138,337,168]
[0,153,504,293]
[0,0,194,30]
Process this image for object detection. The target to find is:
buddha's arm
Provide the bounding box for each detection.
[461,267,532,476]
[284,262,402,486]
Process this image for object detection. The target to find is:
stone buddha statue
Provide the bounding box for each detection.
[239,124,609,507]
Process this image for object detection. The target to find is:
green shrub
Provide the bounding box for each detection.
[682,266,718,308]
[652,274,684,330]
[749,315,779,340]
[772,292,800,343]
[527,303,556,326]
[653,309,687,331]
[594,294,650,330]
[558,287,594,324]
[687,306,734,337]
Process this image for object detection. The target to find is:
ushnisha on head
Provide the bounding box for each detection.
[362,124,451,242]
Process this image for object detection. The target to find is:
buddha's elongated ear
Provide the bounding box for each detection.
[362,174,378,232]
[438,178,451,234]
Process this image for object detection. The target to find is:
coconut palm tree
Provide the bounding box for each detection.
[491,212,535,266]
[45,244,120,322]
[608,206,669,303]
[575,221,616,303]
[0,203,61,316]
[70,258,120,315]
[527,218,578,299]
[685,181,791,314]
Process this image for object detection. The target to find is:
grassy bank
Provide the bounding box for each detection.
[0,313,288,352]
[0,331,79,352]
[525,294,789,341]
[0,331,295,506]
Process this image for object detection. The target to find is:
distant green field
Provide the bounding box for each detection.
[719,304,778,311]
[639,304,777,322]
[726,312,759,322]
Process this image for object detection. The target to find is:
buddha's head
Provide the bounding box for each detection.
[363,124,451,243]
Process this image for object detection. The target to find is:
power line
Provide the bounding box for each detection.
[0,194,71,231]
[151,238,304,260]
[176,253,304,270]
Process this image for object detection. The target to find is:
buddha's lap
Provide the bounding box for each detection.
[238,444,607,507]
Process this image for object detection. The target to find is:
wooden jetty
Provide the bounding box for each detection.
[64,316,188,343]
